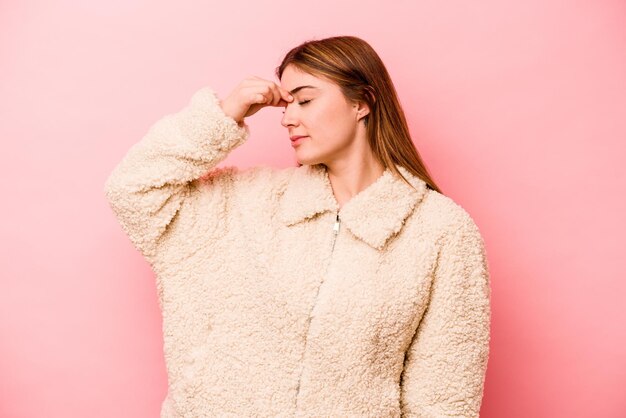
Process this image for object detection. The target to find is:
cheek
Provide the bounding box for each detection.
[312,106,354,140]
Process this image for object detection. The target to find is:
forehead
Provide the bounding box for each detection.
[280,66,331,92]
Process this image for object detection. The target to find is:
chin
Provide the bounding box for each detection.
[294,144,332,166]
[295,154,324,167]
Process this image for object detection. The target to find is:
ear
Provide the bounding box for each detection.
[354,100,370,122]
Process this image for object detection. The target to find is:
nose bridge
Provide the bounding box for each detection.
[281,102,298,127]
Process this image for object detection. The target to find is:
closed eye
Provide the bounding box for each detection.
[282,99,311,113]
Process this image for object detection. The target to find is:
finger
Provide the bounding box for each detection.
[262,84,276,105]
[242,82,291,107]
[269,84,284,106]
[267,83,293,106]
[260,83,280,107]
[273,83,294,103]
[252,91,267,105]
[277,88,293,107]
[248,80,292,106]
[241,86,267,105]
[280,86,294,103]
[252,84,274,105]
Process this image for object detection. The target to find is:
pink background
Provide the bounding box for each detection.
[1,1,625,417]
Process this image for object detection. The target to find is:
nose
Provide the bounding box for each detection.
[280,102,298,128]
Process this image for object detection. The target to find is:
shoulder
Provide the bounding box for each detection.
[418,191,490,286]
[418,188,484,244]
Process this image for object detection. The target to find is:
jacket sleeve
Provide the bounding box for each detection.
[400,216,492,418]
[103,86,249,264]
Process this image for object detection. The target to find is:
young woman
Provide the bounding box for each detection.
[105,35,491,417]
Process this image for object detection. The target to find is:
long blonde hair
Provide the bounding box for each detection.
[276,35,442,194]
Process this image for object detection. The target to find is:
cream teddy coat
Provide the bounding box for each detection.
[104,86,492,417]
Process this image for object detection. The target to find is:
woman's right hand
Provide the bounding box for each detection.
[219,76,294,126]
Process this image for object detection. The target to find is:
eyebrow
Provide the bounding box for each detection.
[289,85,319,94]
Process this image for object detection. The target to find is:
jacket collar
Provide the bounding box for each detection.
[278,163,429,250]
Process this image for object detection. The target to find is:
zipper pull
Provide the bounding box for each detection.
[333,212,340,234]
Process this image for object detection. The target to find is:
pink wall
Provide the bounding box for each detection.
[1,1,625,417]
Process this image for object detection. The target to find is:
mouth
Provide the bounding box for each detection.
[290,136,308,147]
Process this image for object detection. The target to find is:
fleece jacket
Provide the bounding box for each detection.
[104,86,492,417]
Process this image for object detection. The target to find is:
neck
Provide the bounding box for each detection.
[324,156,385,209]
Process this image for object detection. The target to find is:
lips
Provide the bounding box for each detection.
[290,135,308,148]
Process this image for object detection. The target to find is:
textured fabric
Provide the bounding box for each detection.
[104,86,492,417]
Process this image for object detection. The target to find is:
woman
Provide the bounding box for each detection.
[105,35,491,417]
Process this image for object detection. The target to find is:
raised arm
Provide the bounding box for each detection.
[103,86,249,262]
[400,216,492,417]
[104,79,294,265]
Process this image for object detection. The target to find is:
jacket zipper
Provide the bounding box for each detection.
[330,211,340,252]
[294,209,341,412]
